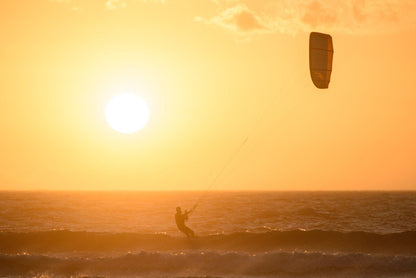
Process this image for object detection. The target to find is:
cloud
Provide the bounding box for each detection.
[301,1,337,28]
[105,0,127,10]
[49,0,165,10]
[106,0,165,10]
[196,3,271,34]
[352,0,367,23]
[199,0,416,35]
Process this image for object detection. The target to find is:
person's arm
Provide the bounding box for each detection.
[187,205,197,215]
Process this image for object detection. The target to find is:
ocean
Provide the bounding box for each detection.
[0,191,415,277]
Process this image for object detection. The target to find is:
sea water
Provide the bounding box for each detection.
[0,191,415,277]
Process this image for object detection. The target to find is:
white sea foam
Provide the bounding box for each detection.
[1,251,416,277]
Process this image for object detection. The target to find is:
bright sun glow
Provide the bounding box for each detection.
[105,93,150,134]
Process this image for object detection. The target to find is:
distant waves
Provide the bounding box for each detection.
[1,230,416,254]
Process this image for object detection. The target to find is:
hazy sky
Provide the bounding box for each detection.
[1,0,416,190]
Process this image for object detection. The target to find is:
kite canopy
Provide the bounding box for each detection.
[309,32,333,89]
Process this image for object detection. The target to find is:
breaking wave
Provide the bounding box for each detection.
[1,230,416,254]
[1,251,416,277]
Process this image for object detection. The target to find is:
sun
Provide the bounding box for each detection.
[105,93,150,134]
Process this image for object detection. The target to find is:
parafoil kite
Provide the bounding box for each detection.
[309,32,333,89]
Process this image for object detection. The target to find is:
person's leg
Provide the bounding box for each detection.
[178,226,188,236]
[185,226,194,237]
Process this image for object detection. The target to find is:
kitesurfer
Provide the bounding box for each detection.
[175,206,195,237]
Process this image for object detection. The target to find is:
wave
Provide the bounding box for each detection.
[1,251,416,277]
[1,230,416,254]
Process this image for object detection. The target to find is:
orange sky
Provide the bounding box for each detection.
[1,0,416,191]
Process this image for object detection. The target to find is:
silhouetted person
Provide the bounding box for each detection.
[175,206,195,237]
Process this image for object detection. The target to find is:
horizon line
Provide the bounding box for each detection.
[0,189,415,192]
